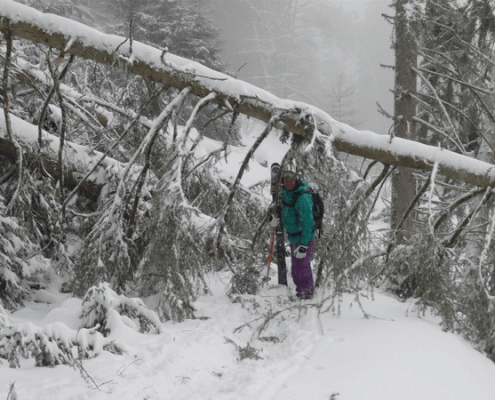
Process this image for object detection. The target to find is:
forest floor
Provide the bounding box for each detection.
[2,265,495,400]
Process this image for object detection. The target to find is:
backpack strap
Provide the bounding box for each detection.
[282,188,309,208]
[283,189,314,235]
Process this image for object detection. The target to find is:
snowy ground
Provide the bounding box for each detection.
[2,265,495,400]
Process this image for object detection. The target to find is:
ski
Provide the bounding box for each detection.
[270,162,288,285]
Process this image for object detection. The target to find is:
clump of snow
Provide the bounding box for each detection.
[0,319,124,368]
[80,282,163,336]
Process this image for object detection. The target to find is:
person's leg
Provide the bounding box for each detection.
[290,240,314,299]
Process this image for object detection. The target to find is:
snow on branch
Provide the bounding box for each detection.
[0,112,139,202]
[0,282,164,368]
[0,320,125,368]
[80,283,163,336]
[2,0,495,188]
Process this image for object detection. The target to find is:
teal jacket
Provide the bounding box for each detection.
[281,180,315,246]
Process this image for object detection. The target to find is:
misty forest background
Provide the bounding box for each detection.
[3,0,495,367]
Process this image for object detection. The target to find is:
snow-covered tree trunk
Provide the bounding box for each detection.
[2,0,495,189]
[0,114,128,202]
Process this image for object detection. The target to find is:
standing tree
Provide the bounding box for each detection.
[390,0,418,246]
[328,71,360,127]
[237,0,299,98]
[96,0,226,71]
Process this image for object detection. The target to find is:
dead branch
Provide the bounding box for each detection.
[433,187,486,232]
[124,86,186,239]
[1,26,13,142]
[444,189,493,248]
[1,26,24,214]
[215,115,279,254]
[386,172,433,260]
[349,163,391,220]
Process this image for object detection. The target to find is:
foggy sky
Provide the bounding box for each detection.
[208,0,394,134]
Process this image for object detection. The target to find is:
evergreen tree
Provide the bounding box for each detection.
[0,192,50,309]
[92,0,225,71]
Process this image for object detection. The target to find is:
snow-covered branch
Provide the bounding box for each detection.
[81,283,163,335]
[0,112,138,202]
[0,320,126,367]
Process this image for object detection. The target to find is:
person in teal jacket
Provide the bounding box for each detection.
[271,170,315,299]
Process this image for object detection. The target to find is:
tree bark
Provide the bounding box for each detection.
[391,0,418,243]
[1,0,495,196]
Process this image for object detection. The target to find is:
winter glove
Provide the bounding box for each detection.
[269,215,280,228]
[294,245,308,259]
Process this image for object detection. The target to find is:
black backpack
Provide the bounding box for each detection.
[286,187,325,238]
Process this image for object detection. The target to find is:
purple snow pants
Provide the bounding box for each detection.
[290,240,314,299]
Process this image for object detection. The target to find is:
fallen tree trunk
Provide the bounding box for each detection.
[1,0,495,189]
[0,113,126,202]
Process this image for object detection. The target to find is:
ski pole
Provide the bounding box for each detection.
[263,227,275,283]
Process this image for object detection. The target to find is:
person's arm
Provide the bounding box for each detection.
[295,192,314,246]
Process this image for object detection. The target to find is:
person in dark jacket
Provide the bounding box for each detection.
[271,170,315,299]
